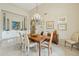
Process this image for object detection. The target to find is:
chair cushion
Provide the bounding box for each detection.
[65,32,79,45]
[66,39,78,44]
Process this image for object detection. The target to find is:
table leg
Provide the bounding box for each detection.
[39,42,41,56]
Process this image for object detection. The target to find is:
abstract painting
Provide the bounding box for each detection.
[12,21,20,30]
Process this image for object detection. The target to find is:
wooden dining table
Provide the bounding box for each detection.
[28,34,50,56]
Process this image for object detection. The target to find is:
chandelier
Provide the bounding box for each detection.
[33,13,41,20]
[33,3,41,20]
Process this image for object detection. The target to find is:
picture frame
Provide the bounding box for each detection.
[58,23,67,31]
[59,17,66,21]
[46,21,54,29]
[58,16,67,23]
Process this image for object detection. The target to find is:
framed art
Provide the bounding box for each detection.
[58,23,67,31]
[46,21,54,29]
[59,17,66,21]
[58,16,67,23]
[12,21,20,30]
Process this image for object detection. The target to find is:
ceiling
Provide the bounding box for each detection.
[12,3,41,11]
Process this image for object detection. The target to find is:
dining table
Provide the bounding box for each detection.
[28,34,50,56]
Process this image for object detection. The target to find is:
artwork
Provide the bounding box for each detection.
[46,21,54,29]
[58,16,67,23]
[59,17,65,21]
[58,24,67,31]
[12,21,20,30]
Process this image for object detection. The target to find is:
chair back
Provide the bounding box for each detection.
[19,32,25,43]
[49,32,53,47]
[71,32,79,42]
[23,31,30,46]
[19,32,22,39]
[40,31,44,35]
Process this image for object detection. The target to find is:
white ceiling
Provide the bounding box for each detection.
[12,3,41,11]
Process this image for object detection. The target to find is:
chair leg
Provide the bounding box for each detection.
[51,47,52,54]
[27,45,30,56]
[35,44,38,51]
[71,44,73,50]
[21,43,24,51]
[24,44,26,52]
[48,47,51,56]
[65,41,66,47]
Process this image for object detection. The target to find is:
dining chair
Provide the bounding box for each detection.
[41,32,53,56]
[18,31,25,49]
[65,32,79,50]
[15,31,23,48]
[19,31,37,55]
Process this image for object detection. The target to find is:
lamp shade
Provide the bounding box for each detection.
[33,13,41,20]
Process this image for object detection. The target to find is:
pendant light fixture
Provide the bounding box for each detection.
[33,3,41,21]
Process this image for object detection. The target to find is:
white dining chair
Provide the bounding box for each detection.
[41,32,53,56]
[19,31,37,55]
[15,31,24,48]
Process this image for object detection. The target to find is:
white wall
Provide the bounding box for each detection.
[29,3,79,40]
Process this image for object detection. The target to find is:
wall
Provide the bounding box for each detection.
[29,3,79,40]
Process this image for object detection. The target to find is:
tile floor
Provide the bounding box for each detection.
[0,39,79,56]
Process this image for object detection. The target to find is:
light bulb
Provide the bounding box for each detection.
[34,13,41,20]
